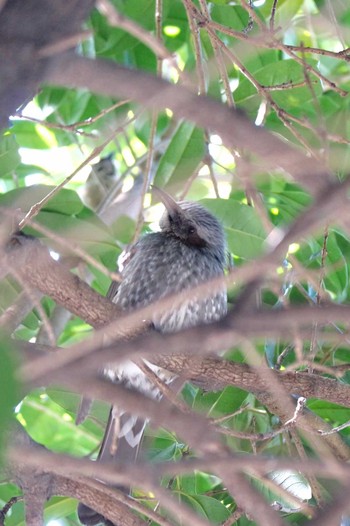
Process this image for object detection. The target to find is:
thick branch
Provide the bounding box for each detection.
[9,443,350,526]
[156,356,350,410]
[21,304,350,408]
[21,341,350,462]
[3,233,119,328]
[21,371,286,525]
[0,0,95,128]
[10,445,350,498]
[53,476,151,526]
[45,53,332,195]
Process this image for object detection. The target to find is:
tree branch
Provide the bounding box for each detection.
[2,233,119,329]
[44,52,332,195]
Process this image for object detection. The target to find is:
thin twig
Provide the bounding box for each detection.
[319,420,350,436]
[18,99,130,133]
[136,360,189,413]
[182,0,206,94]
[0,496,23,526]
[269,0,279,32]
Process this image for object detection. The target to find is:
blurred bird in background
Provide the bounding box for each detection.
[81,154,118,212]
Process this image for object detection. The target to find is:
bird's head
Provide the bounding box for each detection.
[153,186,226,263]
[93,154,117,180]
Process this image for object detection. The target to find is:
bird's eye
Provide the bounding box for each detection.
[188,227,195,234]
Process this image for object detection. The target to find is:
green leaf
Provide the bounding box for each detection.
[180,494,230,523]
[322,231,348,301]
[54,90,92,124]
[10,120,70,149]
[44,497,78,524]
[36,87,70,113]
[17,389,101,456]
[201,199,267,259]
[47,387,109,424]
[56,317,93,346]
[194,386,247,416]
[134,42,157,73]
[0,278,20,313]
[146,429,185,461]
[0,483,23,526]
[268,0,304,28]
[0,335,18,465]
[268,470,312,511]
[235,59,320,107]
[162,0,188,53]
[250,470,311,514]
[89,0,156,60]
[0,185,84,216]
[111,215,136,244]
[135,111,171,145]
[259,180,311,224]
[27,210,116,255]
[211,5,249,32]
[154,122,205,189]
[5,496,78,526]
[15,164,50,179]
[0,132,20,177]
[177,473,222,494]
[307,400,350,426]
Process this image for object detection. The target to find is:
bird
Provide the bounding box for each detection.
[81,154,118,211]
[77,187,227,525]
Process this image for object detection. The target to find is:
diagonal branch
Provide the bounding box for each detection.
[2,233,120,329]
[44,52,332,195]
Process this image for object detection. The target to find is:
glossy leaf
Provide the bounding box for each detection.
[0,133,20,177]
[154,122,205,189]
[0,185,84,216]
[0,335,18,466]
[235,60,321,108]
[180,494,230,523]
[17,389,101,456]
[201,198,267,259]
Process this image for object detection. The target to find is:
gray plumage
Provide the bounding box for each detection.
[116,200,227,330]
[78,189,227,525]
[81,154,118,211]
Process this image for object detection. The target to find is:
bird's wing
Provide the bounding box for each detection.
[106,279,120,301]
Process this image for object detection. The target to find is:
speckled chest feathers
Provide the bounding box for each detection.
[111,190,227,332]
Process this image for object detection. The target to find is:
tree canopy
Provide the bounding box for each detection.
[1,0,350,525]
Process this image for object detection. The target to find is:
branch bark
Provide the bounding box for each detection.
[44,52,332,195]
[2,233,119,329]
[0,0,95,129]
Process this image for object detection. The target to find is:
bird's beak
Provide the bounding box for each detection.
[152,186,183,217]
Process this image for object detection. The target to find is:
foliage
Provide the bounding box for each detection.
[0,0,350,525]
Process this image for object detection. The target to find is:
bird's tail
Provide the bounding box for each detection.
[77,361,177,525]
[77,408,146,526]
